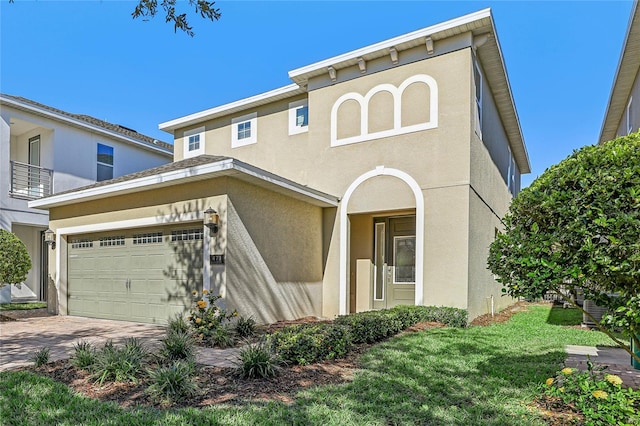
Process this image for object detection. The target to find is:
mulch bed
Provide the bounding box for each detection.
[0,308,52,322]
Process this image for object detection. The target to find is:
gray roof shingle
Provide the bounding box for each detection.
[1,94,173,153]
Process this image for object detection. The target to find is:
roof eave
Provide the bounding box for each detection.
[0,95,173,157]
[158,84,305,133]
[28,158,339,210]
[599,0,640,144]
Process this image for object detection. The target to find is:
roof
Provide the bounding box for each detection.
[159,8,529,174]
[1,94,173,156]
[600,0,640,143]
[28,155,339,209]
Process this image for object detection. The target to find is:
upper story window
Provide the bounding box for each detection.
[183,126,205,159]
[474,61,483,137]
[289,99,309,135]
[231,112,257,148]
[97,143,114,181]
[627,97,633,134]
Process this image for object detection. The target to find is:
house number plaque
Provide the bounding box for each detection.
[210,254,225,265]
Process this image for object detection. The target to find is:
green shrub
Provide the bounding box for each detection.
[156,330,196,364]
[72,340,97,369]
[237,338,281,379]
[542,363,640,425]
[235,316,257,338]
[269,324,351,365]
[91,339,148,385]
[188,291,238,346]
[30,347,50,367]
[146,361,198,405]
[207,325,234,348]
[335,306,467,344]
[167,314,190,334]
[0,229,32,286]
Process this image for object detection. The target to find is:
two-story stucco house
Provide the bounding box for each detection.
[600,0,639,143]
[31,9,530,324]
[0,95,173,303]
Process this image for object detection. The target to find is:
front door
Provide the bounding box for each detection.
[372,216,416,309]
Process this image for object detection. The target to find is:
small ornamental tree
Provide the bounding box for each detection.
[0,229,32,287]
[488,132,640,362]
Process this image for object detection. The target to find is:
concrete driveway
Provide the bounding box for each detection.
[0,315,166,371]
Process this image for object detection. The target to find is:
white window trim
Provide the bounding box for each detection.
[330,74,438,147]
[288,99,309,135]
[183,126,205,159]
[627,96,633,135]
[231,112,257,148]
[474,60,483,138]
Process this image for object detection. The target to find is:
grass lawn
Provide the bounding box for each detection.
[0,305,614,425]
[0,302,47,311]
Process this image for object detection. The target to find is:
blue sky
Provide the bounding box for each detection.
[0,1,634,187]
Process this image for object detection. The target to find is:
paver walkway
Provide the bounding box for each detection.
[564,345,640,389]
[0,315,241,371]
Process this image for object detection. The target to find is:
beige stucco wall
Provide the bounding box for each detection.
[223,179,323,323]
[48,176,325,323]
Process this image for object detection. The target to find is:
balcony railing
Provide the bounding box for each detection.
[10,161,54,200]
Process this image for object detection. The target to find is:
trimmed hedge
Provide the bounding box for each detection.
[268,324,351,366]
[269,306,467,365]
[335,305,467,344]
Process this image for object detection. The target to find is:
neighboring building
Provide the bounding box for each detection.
[600,0,640,142]
[0,95,173,302]
[31,8,530,324]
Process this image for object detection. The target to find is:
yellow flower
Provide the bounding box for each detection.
[198,333,204,339]
[592,390,608,399]
[605,374,623,386]
[203,289,209,295]
[192,290,198,296]
[195,318,202,324]
[233,311,238,317]
[561,368,574,375]
[559,387,565,393]
[186,316,192,321]
[545,378,554,386]
[197,300,207,309]
[209,323,213,327]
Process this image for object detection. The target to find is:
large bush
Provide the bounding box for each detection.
[488,132,640,361]
[0,229,32,286]
[268,324,352,365]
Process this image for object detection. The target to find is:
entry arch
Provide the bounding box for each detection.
[339,166,424,315]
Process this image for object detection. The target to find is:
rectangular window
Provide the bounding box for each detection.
[171,229,204,242]
[99,236,125,247]
[474,61,483,136]
[71,239,93,249]
[237,121,251,140]
[231,112,258,148]
[289,99,309,135]
[393,236,416,284]
[183,126,205,158]
[132,232,163,245]
[188,134,200,151]
[627,97,633,134]
[97,143,114,182]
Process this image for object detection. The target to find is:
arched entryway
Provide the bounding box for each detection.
[339,166,424,315]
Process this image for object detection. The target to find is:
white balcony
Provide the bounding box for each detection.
[10,160,54,200]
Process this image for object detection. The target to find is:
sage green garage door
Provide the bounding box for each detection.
[68,226,203,324]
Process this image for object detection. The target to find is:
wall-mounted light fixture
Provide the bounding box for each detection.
[203,207,219,235]
[44,228,56,250]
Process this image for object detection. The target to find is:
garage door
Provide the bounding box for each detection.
[68,226,203,324]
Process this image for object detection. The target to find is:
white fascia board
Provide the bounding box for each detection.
[159,84,304,132]
[29,158,338,209]
[288,8,491,80]
[233,160,339,207]
[0,96,172,157]
[29,159,236,209]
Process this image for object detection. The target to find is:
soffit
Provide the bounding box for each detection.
[600,1,640,143]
